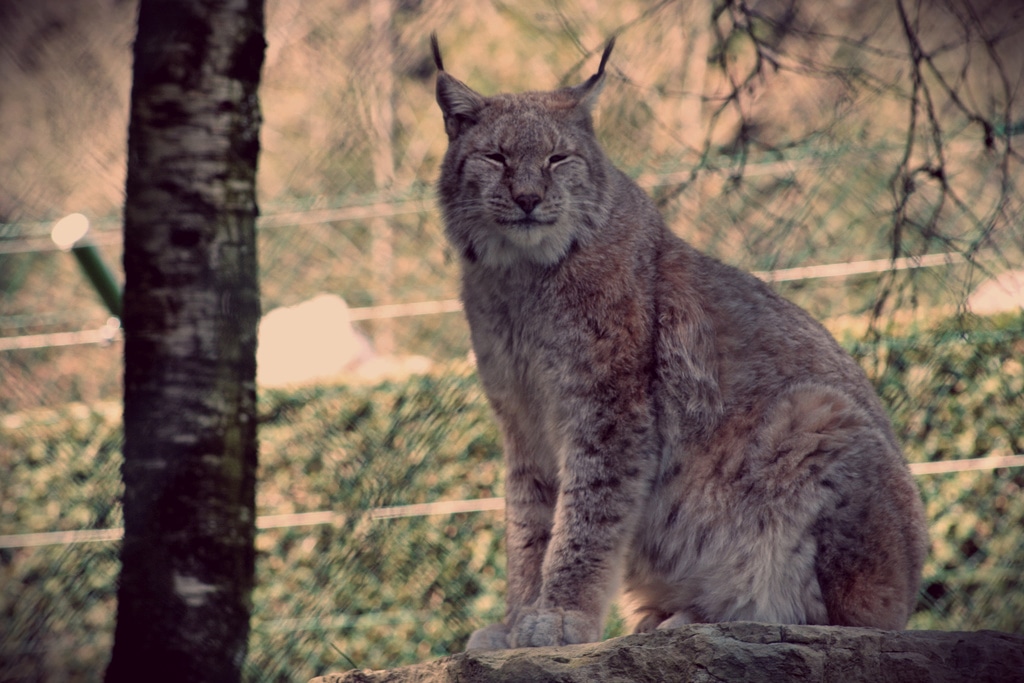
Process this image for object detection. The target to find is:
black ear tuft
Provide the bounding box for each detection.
[597,35,616,78]
[567,35,616,112]
[430,32,445,72]
[578,35,616,93]
[433,40,486,140]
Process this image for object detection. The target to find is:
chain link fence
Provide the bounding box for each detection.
[2,0,1023,680]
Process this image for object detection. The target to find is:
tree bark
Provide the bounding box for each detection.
[106,1,264,681]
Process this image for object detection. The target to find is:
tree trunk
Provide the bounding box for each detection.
[106,1,264,681]
[368,0,396,355]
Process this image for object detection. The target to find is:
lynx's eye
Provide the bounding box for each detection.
[548,153,569,165]
[484,152,506,165]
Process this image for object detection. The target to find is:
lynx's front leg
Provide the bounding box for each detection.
[507,377,658,648]
[466,410,558,650]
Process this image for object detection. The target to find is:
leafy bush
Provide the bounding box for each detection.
[870,314,1024,632]
[1,318,1022,681]
[249,367,506,676]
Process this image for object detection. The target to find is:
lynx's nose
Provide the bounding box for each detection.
[514,194,542,214]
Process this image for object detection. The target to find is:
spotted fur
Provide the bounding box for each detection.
[432,34,928,650]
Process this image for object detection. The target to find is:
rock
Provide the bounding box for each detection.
[256,293,433,387]
[309,622,1024,683]
[968,270,1024,315]
[257,294,372,387]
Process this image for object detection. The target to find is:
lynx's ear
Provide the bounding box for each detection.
[431,33,486,141]
[567,35,616,111]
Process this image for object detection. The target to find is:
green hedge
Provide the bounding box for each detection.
[1,317,1021,681]
[870,314,1024,633]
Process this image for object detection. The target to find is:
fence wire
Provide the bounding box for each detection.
[2,0,1023,681]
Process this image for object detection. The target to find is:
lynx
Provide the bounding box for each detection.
[431,35,928,650]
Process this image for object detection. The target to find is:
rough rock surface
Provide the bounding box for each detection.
[309,622,1024,683]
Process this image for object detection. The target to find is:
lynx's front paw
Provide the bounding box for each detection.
[507,607,601,648]
[465,622,511,650]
